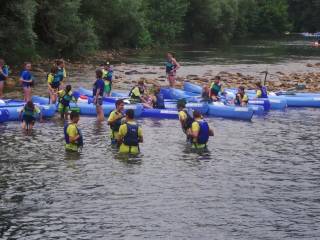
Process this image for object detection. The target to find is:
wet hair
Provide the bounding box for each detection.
[239,86,245,91]
[26,101,35,110]
[0,59,4,66]
[193,110,202,119]
[50,65,58,74]
[70,111,80,120]
[115,99,124,107]
[65,85,72,93]
[96,68,103,79]
[126,109,135,119]
[177,99,186,109]
[214,76,221,81]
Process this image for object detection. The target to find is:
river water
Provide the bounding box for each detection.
[1,39,320,239]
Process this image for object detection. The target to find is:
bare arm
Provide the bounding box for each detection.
[172,58,180,71]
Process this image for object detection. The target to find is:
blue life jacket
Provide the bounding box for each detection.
[154,93,165,109]
[64,123,83,147]
[260,86,268,98]
[123,123,139,146]
[197,120,210,145]
[0,65,9,80]
[165,61,176,73]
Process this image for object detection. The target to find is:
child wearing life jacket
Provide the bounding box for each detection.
[189,110,214,149]
[107,99,125,145]
[19,101,42,134]
[103,63,113,97]
[117,109,143,154]
[64,111,83,152]
[177,100,194,141]
[235,86,249,106]
[58,85,77,120]
[152,86,165,109]
[47,65,60,103]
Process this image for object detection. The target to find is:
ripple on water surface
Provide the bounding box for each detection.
[1,109,320,239]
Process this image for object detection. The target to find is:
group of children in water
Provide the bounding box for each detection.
[0,52,268,154]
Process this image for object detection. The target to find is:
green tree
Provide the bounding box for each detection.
[0,0,37,62]
[34,0,98,57]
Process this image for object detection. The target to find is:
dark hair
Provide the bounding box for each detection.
[115,99,124,107]
[26,101,35,110]
[70,111,80,120]
[214,76,221,81]
[138,80,144,85]
[193,110,201,119]
[55,59,64,66]
[126,109,135,119]
[167,52,175,58]
[65,84,72,93]
[96,68,103,79]
[177,99,186,109]
[50,65,58,74]
[256,82,262,87]
[239,86,245,91]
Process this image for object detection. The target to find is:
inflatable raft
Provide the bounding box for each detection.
[208,102,254,121]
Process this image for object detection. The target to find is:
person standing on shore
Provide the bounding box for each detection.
[165,52,180,87]
[0,59,9,99]
[93,68,105,122]
[20,62,33,102]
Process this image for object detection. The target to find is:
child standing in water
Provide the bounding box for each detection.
[165,52,180,87]
[64,111,83,152]
[0,59,9,99]
[20,62,33,102]
[19,101,42,134]
[58,85,77,120]
[103,62,113,97]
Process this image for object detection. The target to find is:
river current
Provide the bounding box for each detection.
[1,38,320,239]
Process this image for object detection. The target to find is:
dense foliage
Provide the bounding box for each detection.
[0,0,318,61]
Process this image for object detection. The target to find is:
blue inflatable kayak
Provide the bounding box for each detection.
[77,87,128,99]
[32,96,143,117]
[0,109,9,123]
[184,82,202,94]
[141,109,179,119]
[208,102,254,121]
[160,88,199,100]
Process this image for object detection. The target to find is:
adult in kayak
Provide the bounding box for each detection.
[64,111,83,152]
[177,100,194,141]
[47,65,60,104]
[19,100,43,134]
[20,62,33,102]
[93,68,105,122]
[107,99,125,145]
[103,62,113,97]
[234,86,249,106]
[58,84,77,120]
[256,82,268,98]
[165,52,180,87]
[209,76,224,101]
[189,110,214,149]
[0,59,9,99]
[117,109,143,154]
[152,86,165,109]
[129,80,147,103]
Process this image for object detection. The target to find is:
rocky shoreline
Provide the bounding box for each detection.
[3,51,320,99]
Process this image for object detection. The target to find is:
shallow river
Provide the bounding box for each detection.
[1,38,320,239]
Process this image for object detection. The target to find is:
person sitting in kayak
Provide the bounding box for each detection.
[129,80,147,103]
[177,100,194,141]
[19,100,43,134]
[256,82,268,98]
[188,110,214,149]
[234,86,249,107]
[152,86,165,109]
[64,111,83,152]
[58,84,77,120]
[103,62,113,97]
[108,99,125,145]
[117,109,143,154]
[202,85,211,102]
[209,76,224,101]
